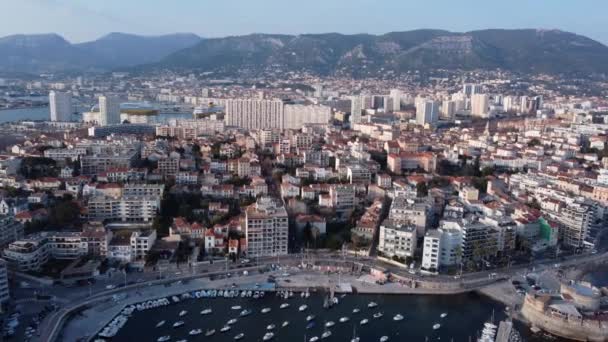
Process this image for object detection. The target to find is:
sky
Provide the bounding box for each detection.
[2,0,608,45]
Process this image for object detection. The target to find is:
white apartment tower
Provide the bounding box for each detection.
[350,96,363,124]
[49,91,72,122]
[99,95,121,126]
[471,93,490,118]
[415,97,439,126]
[245,197,289,258]
[225,99,284,130]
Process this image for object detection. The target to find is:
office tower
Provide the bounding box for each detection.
[49,91,72,122]
[225,99,284,130]
[471,94,490,118]
[415,97,439,126]
[462,83,483,96]
[350,96,363,124]
[99,95,121,126]
[390,89,402,112]
[440,100,456,120]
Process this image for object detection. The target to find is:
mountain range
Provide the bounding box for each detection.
[0,32,201,73]
[1,29,607,75]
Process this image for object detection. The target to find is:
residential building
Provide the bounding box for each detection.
[0,259,9,304]
[225,99,285,130]
[415,98,439,126]
[99,95,121,126]
[86,196,160,222]
[3,234,50,271]
[0,216,23,248]
[471,93,490,118]
[378,220,417,260]
[245,197,288,258]
[49,91,72,122]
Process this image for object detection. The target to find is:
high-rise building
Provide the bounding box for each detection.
[99,95,121,126]
[284,104,331,129]
[225,99,284,130]
[49,91,72,122]
[245,197,288,258]
[415,97,439,126]
[440,100,456,120]
[350,96,363,124]
[389,89,402,112]
[471,93,490,118]
[0,259,9,305]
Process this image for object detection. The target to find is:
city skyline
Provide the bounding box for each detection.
[2,0,608,45]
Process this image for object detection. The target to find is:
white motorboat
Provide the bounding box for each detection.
[205,329,216,337]
[440,312,448,318]
[263,332,275,341]
[179,310,188,317]
[280,303,290,309]
[373,312,383,319]
[380,336,389,342]
[173,321,185,328]
[156,320,166,328]
[267,324,276,330]
[306,315,315,321]
[368,302,378,308]
[325,321,335,328]
[339,316,350,323]
[360,318,369,325]
[393,314,404,321]
[227,318,238,325]
[321,331,332,339]
[231,305,242,310]
[200,308,212,315]
[282,321,289,327]
[157,336,171,342]
[221,326,231,333]
[261,307,271,314]
[433,323,441,330]
[239,309,252,317]
[352,308,360,314]
[299,305,308,312]
[234,333,245,340]
[309,336,319,342]
[189,329,202,336]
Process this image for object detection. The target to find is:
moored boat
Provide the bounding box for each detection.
[157,336,171,342]
[234,333,245,340]
[173,321,184,328]
[189,329,202,335]
[393,314,404,321]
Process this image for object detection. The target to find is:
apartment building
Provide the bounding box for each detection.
[245,197,288,258]
[87,196,160,222]
[0,259,9,305]
[80,149,139,176]
[378,220,417,260]
[3,235,50,271]
[225,99,285,130]
[158,156,180,179]
[122,183,165,198]
[0,216,24,248]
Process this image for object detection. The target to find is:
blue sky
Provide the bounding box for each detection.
[2,0,608,44]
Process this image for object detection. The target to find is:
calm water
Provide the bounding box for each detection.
[584,266,608,287]
[0,107,192,124]
[112,292,507,342]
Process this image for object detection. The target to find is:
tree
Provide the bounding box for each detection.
[416,182,428,197]
[527,138,541,147]
[49,200,80,227]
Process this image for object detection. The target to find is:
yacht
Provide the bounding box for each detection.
[433,323,441,330]
[221,326,231,333]
[280,303,290,309]
[156,320,166,328]
[373,312,383,319]
[282,321,289,327]
[234,333,245,340]
[173,321,185,328]
[227,318,238,325]
[189,329,202,336]
[393,314,404,321]
[325,321,335,328]
[360,318,369,325]
[321,331,332,339]
[306,315,315,322]
[200,308,212,315]
[380,336,389,342]
[263,332,275,341]
[261,307,272,314]
[179,310,188,317]
[205,329,216,337]
[368,302,378,308]
[299,305,308,312]
[339,317,350,323]
[267,324,276,330]
[157,336,171,342]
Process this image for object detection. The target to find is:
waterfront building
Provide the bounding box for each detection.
[49,91,72,122]
[3,234,50,271]
[378,220,417,260]
[245,197,288,258]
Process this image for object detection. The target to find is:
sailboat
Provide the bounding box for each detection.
[350,325,360,342]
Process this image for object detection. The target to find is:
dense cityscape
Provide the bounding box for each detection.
[1,3,608,342]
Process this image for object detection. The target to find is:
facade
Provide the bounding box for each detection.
[0,259,9,304]
[0,216,24,248]
[557,201,598,249]
[471,93,490,118]
[225,99,285,130]
[86,196,160,222]
[284,104,331,130]
[245,197,288,258]
[378,220,417,260]
[99,95,121,126]
[350,96,363,124]
[49,91,72,122]
[80,149,139,176]
[415,98,439,126]
[3,235,50,271]
[421,229,441,271]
